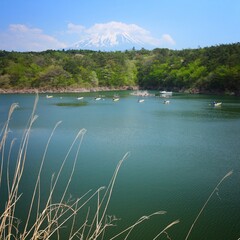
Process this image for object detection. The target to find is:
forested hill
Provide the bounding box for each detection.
[0,43,240,95]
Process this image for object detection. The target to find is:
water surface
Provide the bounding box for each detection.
[0,92,240,239]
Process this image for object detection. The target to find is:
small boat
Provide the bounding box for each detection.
[138,99,144,103]
[46,95,53,98]
[163,100,170,104]
[77,97,84,100]
[213,102,222,107]
[113,94,120,101]
[160,91,172,98]
[95,97,101,101]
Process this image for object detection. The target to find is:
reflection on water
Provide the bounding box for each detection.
[0,92,240,240]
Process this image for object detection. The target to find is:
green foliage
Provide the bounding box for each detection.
[1,43,240,94]
[137,43,240,93]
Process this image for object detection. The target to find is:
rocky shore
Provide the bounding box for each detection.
[0,86,237,96]
[0,86,139,94]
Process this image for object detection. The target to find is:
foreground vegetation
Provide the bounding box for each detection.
[0,43,240,95]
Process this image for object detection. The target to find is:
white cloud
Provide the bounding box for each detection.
[0,22,176,51]
[0,24,67,51]
[68,21,176,49]
[160,34,176,45]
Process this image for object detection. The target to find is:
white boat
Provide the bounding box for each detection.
[77,97,84,100]
[46,95,53,98]
[95,97,101,101]
[113,97,120,102]
[213,102,222,107]
[138,99,144,103]
[160,91,172,94]
[160,91,172,98]
[163,100,170,104]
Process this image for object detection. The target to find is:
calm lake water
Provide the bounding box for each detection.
[0,91,240,239]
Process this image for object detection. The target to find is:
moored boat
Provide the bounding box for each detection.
[213,102,222,107]
[163,100,170,104]
[160,91,172,98]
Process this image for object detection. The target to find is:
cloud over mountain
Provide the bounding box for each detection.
[0,22,175,52]
[68,21,175,50]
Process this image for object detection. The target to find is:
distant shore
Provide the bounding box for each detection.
[0,87,238,96]
[0,86,139,94]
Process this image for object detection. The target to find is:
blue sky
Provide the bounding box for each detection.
[0,0,239,51]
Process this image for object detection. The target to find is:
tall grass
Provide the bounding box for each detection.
[184,170,233,240]
[0,96,179,240]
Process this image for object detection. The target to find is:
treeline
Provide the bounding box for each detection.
[0,43,240,94]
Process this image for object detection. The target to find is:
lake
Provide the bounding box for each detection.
[0,91,240,239]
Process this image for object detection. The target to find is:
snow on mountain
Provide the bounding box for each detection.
[69,21,160,51]
[74,32,144,50]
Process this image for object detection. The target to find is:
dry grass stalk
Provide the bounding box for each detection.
[185,170,233,240]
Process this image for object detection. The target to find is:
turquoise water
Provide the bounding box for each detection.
[0,92,240,239]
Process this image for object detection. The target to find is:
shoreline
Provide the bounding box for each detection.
[0,87,238,96]
[0,86,139,94]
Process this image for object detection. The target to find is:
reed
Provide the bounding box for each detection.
[185,170,233,240]
[0,96,178,240]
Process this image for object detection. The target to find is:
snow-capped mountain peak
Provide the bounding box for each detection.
[71,21,158,51]
[74,32,144,50]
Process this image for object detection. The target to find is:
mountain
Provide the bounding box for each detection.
[66,21,161,51]
[65,21,165,51]
[71,31,153,51]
